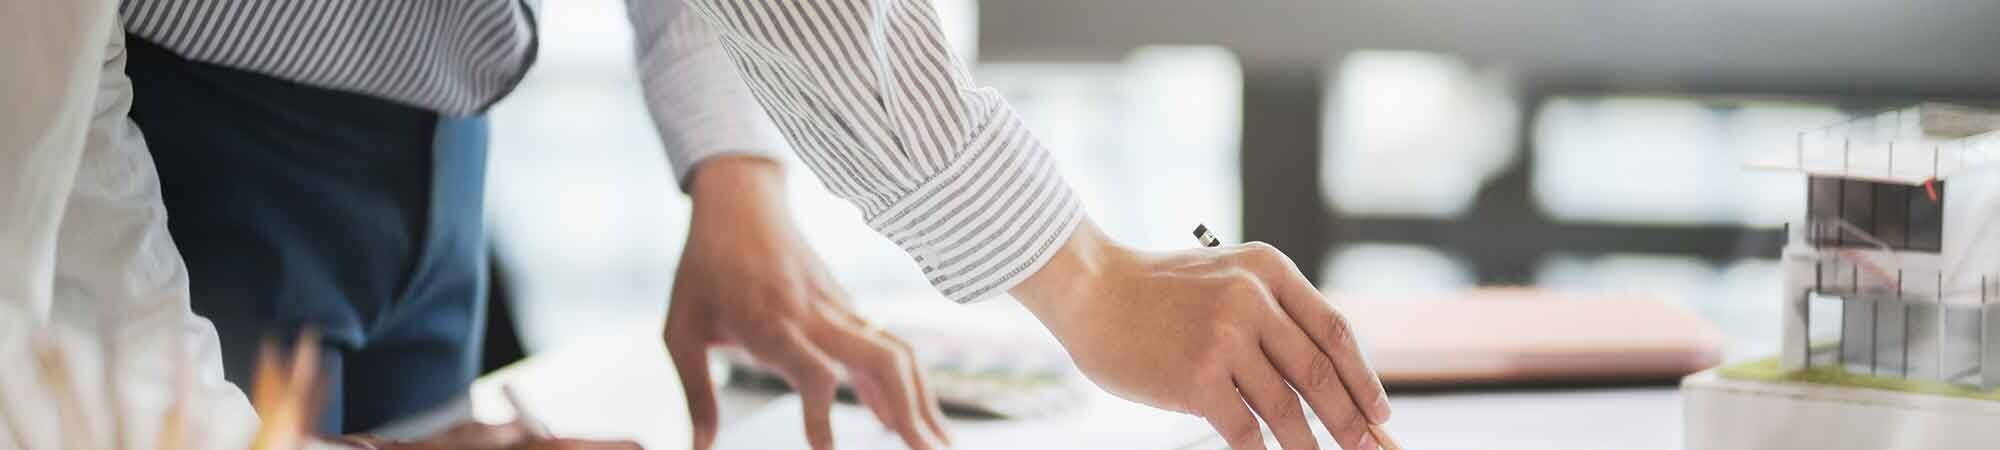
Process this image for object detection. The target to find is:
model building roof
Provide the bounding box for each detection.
[1748,103,2000,185]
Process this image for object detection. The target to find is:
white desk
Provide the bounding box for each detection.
[475,332,1684,450]
[712,386,1682,450]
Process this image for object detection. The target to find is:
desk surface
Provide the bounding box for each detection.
[479,333,1684,450]
[482,298,1694,450]
[724,300,1692,449]
[712,383,1681,450]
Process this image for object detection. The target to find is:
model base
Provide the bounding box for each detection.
[1683,368,2000,450]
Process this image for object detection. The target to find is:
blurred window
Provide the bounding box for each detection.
[1317,49,1873,360]
[1322,50,1517,219]
[1321,243,1472,298]
[487,0,682,352]
[980,46,1244,250]
[1533,97,1844,226]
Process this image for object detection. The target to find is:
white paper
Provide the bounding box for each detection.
[715,390,1218,450]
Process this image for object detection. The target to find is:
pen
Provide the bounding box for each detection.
[1191,224,1402,450]
[1193,224,1220,247]
[503,383,555,439]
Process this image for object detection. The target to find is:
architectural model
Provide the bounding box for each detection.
[1685,103,2000,450]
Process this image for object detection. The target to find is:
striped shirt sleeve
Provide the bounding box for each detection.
[627,0,791,189]
[672,0,1083,303]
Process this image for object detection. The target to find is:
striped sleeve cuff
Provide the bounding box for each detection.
[866,95,1083,304]
[630,0,792,191]
[644,63,792,192]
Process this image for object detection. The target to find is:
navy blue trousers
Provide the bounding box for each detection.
[125,36,489,434]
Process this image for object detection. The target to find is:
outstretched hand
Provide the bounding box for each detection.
[1011,220,1390,450]
[664,157,950,450]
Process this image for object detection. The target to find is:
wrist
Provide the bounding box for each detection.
[688,155,788,221]
[690,155,784,198]
[1010,218,1126,330]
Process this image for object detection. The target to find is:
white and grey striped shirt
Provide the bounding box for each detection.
[121,0,1082,304]
[120,0,539,115]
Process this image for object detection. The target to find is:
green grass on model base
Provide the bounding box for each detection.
[1718,348,2000,402]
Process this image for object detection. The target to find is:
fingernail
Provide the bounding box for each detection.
[1371,395,1392,424]
[1358,432,1378,450]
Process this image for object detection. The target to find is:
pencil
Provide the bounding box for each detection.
[1370,423,1404,450]
[1191,224,1402,450]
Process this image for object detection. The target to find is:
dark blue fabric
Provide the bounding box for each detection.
[125,36,489,435]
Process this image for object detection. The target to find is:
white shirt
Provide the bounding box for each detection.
[0,2,257,448]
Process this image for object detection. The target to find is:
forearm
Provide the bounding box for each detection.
[677,0,1084,303]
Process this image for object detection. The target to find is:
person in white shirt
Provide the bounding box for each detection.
[0,1,257,447]
[0,2,630,449]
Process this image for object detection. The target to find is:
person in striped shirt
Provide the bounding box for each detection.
[12,0,1392,449]
[658,3,1395,449]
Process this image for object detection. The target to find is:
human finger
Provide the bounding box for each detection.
[812,294,912,435]
[876,331,952,446]
[1259,322,1369,450]
[1241,243,1390,424]
[812,321,941,450]
[823,306,953,446]
[1233,358,1316,450]
[664,311,721,449]
[767,326,842,450]
[821,303,946,444]
[1197,389,1266,450]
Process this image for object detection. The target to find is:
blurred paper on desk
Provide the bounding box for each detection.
[714,391,1216,450]
[1342,288,1725,386]
[725,319,1088,419]
[470,334,692,449]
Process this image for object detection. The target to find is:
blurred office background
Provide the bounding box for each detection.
[478,0,2000,447]
[485,0,2000,411]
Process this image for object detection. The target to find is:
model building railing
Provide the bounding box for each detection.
[1758,104,2000,184]
[1782,211,2000,388]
